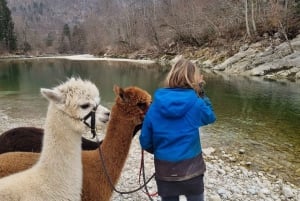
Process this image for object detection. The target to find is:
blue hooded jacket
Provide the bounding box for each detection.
[139,88,216,162]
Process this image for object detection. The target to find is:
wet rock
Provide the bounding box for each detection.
[239,149,245,154]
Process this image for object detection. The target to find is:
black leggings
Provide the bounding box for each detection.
[156,175,204,197]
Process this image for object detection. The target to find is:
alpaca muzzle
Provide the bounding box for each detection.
[82,105,98,138]
[140,102,151,120]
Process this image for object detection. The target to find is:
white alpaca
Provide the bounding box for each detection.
[0,78,110,201]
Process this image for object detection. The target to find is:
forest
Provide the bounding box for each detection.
[1,0,300,61]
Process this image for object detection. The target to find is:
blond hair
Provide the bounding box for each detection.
[165,58,200,91]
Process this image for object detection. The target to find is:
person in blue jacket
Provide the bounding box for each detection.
[139,58,216,201]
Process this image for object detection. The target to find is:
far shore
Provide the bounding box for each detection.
[0,54,157,65]
[1,53,300,84]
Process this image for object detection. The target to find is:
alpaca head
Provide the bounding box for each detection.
[40,77,110,135]
[113,85,152,126]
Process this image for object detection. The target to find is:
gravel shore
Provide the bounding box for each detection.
[111,136,300,201]
[0,114,299,201]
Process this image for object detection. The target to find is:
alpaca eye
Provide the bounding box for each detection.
[137,102,147,110]
[80,103,90,109]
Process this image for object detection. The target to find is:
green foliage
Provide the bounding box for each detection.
[70,25,86,53]
[22,41,31,52]
[58,24,87,53]
[58,24,71,53]
[33,2,43,15]
[0,0,17,51]
[63,24,71,39]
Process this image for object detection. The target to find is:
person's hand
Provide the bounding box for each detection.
[198,74,206,97]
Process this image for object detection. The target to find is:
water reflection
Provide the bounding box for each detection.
[0,59,167,102]
[0,59,299,186]
[202,72,300,186]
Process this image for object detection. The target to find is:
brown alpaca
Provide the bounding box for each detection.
[0,127,101,154]
[0,85,152,201]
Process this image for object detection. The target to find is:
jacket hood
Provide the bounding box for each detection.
[154,88,197,118]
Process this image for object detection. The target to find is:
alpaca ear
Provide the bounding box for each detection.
[41,88,63,103]
[113,85,120,95]
[113,85,129,103]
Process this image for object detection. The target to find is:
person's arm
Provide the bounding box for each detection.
[139,114,154,154]
[196,76,216,124]
[199,95,216,125]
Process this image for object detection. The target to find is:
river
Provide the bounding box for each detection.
[0,57,299,186]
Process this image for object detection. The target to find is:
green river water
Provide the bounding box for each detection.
[0,58,299,186]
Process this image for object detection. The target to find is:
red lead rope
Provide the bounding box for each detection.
[99,146,155,196]
[139,150,158,199]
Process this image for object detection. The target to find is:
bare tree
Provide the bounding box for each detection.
[245,0,251,37]
[280,0,294,53]
[251,0,257,34]
[6,0,300,55]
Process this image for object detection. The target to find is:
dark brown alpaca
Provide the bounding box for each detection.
[0,127,100,154]
[0,85,152,201]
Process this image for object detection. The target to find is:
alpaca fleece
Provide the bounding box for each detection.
[0,127,100,154]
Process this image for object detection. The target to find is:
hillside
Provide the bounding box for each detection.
[7,0,101,53]
[7,0,100,25]
[5,0,300,77]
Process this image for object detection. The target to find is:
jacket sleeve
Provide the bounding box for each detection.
[199,96,216,126]
[139,114,154,154]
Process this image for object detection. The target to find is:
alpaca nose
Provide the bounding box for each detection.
[101,111,110,123]
[96,105,110,124]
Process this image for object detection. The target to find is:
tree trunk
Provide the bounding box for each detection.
[245,0,251,37]
[284,0,289,29]
[251,0,257,34]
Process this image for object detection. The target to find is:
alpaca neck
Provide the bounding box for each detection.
[36,103,82,177]
[100,113,136,183]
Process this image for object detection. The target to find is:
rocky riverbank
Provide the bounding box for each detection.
[110,136,300,201]
[121,34,300,83]
[2,33,300,84]
[0,111,299,201]
[190,34,300,83]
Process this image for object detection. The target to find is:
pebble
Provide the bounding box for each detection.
[239,149,245,154]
